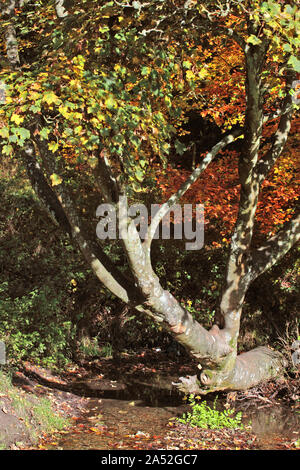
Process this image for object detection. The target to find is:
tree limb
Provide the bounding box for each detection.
[254,72,296,184]
[22,143,72,235]
[55,0,68,18]
[250,211,300,280]
[1,0,20,69]
[145,128,243,248]
[95,147,119,204]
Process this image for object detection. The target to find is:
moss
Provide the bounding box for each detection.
[229,337,237,349]
[202,369,215,380]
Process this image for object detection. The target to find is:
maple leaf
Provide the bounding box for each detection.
[42,91,61,106]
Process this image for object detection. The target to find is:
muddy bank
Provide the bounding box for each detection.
[0,397,29,450]
[0,369,78,449]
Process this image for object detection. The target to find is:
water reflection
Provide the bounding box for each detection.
[245,405,300,439]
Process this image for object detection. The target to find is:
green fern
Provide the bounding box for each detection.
[177,395,244,429]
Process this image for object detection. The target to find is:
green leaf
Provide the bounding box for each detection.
[2,144,13,155]
[9,134,18,143]
[141,66,151,76]
[246,35,262,45]
[0,127,9,139]
[283,44,293,53]
[135,168,144,182]
[182,60,192,69]
[174,139,186,156]
[40,127,51,140]
[29,104,41,113]
[16,128,30,141]
[288,56,300,73]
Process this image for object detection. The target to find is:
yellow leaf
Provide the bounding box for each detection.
[29,91,41,100]
[50,173,62,186]
[11,114,24,125]
[90,427,100,433]
[199,68,208,79]
[186,70,195,81]
[105,95,117,109]
[48,141,59,153]
[59,105,72,119]
[42,91,61,105]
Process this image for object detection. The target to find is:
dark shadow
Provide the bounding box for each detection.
[16,351,195,407]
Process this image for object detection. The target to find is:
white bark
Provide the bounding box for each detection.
[55,0,68,18]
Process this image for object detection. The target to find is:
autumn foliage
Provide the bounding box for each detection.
[157,117,299,243]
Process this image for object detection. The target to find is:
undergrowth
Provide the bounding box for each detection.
[177,395,244,430]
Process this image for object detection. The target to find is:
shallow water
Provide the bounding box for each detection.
[242,404,300,449]
[43,375,300,450]
[50,398,185,450]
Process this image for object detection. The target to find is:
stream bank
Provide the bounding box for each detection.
[0,369,71,449]
[1,349,299,450]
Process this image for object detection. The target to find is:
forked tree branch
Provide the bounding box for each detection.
[255,73,296,184]
[250,212,300,280]
[144,128,244,248]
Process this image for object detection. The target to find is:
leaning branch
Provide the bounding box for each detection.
[22,142,72,235]
[1,0,20,69]
[32,135,142,305]
[250,212,300,280]
[254,73,296,184]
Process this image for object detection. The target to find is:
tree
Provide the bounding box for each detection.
[0,0,299,393]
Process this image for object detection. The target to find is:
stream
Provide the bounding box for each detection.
[39,373,300,451]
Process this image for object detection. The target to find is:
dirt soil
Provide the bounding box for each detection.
[0,367,86,449]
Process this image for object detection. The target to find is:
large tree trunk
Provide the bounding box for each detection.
[174,27,295,394]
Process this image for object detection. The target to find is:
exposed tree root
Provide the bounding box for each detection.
[174,347,286,395]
